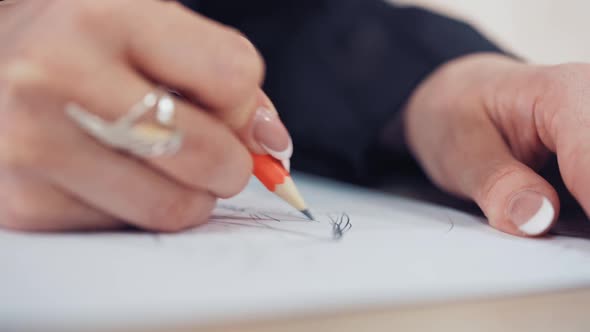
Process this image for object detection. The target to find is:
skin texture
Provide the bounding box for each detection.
[404,53,590,237]
[0,0,287,232]
[0,2,587,237]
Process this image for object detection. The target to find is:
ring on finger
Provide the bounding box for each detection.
[65,87,183,158]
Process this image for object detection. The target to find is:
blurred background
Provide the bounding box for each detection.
[392,0,590,64]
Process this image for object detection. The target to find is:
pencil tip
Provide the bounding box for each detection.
[301,209,315,221]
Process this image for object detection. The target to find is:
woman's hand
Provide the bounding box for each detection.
[0,0,292,231]
[404,53,590,237]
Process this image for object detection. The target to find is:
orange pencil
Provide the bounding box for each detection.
[251,153,314,220]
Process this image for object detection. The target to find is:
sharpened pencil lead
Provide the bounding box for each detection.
[301,209,315,221]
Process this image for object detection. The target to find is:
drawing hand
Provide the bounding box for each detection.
[0,0,290,231]
[402,53,590,237]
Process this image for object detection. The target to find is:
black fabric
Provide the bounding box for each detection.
[180,0,504,184]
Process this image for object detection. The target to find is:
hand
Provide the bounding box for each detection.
[0,0,292,231]
[404,53,590,237]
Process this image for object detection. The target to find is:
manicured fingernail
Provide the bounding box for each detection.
[253,107,293,169]
[508,191,554,236]
[281,159,291,173]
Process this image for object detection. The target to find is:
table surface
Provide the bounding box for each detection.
[393,0,590,64]
[204,4,590,331]
[150,288,590,332]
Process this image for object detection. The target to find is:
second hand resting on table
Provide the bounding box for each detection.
[0,0,587,238]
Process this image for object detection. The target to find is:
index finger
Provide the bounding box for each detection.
[113,0,265,129]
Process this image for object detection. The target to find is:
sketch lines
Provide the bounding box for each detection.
[211,204,353,241]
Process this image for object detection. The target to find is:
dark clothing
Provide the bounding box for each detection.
[180,0,502,184]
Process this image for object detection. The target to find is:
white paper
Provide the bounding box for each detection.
[3,174,590,331]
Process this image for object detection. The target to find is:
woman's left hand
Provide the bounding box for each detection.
[404,53,590,237]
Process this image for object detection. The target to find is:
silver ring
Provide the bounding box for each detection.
[65,88,183,157]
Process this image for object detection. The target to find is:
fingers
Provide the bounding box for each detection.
[121,1,264,128]
[67,64,253,198]
[47,145,218,233]
[0,0,288,233]
[113,1,293,161]
[528,64,590,227]
[0,172,122,232]
[68,0,291,164]
[406,102,559,237]
[0,84,216,232]
[466,156,558,237]
[46,123,217,233]
[241,91,293,170]
[552,107,590,222]
[459,126,558,236]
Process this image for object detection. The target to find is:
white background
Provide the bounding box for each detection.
[394,0,590,64]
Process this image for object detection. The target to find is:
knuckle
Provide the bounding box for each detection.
[148,196,194,232]
[148,194,215,232]
[218,31,265,101]
[193,195,217,225]
[72,0,130,32]
[188,126,252,198]
[541,64,590,124]
[0,112,47,172]
[216,145,252,198]
[477,163,523,211]
[179,138,223,189]
[559,145,585,196]
[0,57,52,110]
[75,0,120,22]
[160,0,186,14]
[0,61,59,173]
[0,58,47,95]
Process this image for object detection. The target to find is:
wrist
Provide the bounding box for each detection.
[381,53,520,156]
[403,52,525,144]
[419,52,524,112]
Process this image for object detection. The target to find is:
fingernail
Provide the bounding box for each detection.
[508,191,554,236]
[253,107,293,169]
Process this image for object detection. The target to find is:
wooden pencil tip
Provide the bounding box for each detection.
[301,209,315,221]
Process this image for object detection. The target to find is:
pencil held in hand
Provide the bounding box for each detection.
[251,153,314,220]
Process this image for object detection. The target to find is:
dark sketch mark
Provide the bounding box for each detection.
[216,204,248,213]
[215,204,313,223]
[212,204,352,241]
[445,214,455,233]
[260,213,281,222]
[151,233,161,244]
[329,213,352,240]
[210,220,328,241]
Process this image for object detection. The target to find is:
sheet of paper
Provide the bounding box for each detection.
[3,174,590,331]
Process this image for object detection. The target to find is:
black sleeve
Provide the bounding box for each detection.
[183,0,505,184]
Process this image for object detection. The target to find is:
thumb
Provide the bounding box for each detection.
[406,96,559,236]
[235,90,293,171]
[469,156,559,236]
[432,115,561,236]
[403,54,559,237]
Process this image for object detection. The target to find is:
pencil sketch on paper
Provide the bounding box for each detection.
[329,213,352,240]
[210,203,353,241]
